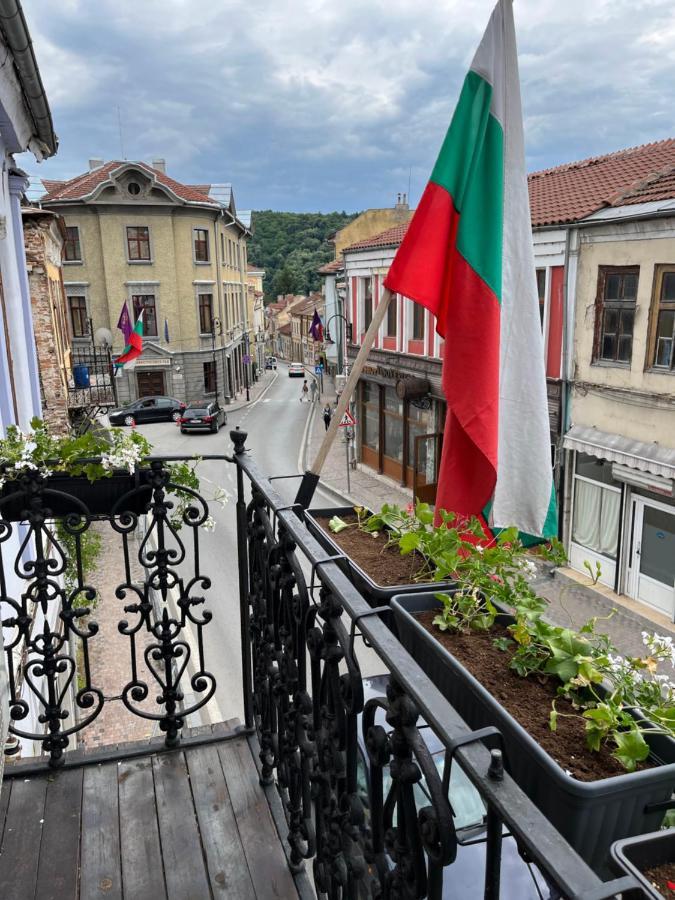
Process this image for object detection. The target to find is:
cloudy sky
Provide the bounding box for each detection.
[18,0,675,213]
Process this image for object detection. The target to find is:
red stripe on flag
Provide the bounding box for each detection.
[385,181,500,521]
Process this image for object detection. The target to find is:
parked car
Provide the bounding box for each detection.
[265,356,278,370]
[356,675,554,899]
[109,396,185,426]
[288,362,305,377]
[179,400,227,434]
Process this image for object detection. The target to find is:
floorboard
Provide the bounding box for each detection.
[0,775,48,900]
[218,737,299,899]
[187,743,257,899]
[152,751,211,900]
[118,757,167,900]
[35,767,84,900]
[80,763,122,900]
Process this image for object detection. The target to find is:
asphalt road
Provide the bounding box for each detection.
[130,362,352,723]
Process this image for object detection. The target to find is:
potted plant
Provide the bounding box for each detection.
[611,829,675,898]
[304,502,455,606]
[387,517,675,875]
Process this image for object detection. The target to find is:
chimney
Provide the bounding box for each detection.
[88,158,104,171]
[395,192,409,211]
[152,158,166,173]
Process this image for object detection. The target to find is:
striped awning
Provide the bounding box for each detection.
[563,425,675,480]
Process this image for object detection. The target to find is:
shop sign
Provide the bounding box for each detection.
[137,357,171,368]
[361,364,416,383]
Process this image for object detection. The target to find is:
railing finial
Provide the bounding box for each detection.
[231,427,247,455]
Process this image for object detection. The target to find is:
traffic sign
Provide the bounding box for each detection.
[315,364,324,374]
[243,354,251,365]
[338,410,357,427]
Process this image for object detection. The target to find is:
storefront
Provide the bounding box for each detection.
[565,426,675,618]
[354,351,445,495]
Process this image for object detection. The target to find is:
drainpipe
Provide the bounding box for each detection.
[212,211,230,400]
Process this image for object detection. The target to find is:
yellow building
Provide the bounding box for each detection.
[246,262,266,374]
[41,159,251,405]
[329,195,413,257]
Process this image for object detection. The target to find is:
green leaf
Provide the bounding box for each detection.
[493,636,513,652]
[612,728,650,772]
[399,532,420,555]
[328,516,349,533]
[549,706,558,732]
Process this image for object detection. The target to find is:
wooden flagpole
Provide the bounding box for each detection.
[295,288,393,508]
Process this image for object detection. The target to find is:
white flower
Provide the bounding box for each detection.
[202,515,216,532]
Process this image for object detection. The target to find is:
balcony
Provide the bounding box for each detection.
[0,442,649,898]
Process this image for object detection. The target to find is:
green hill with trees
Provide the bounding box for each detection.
[248,210,357,303]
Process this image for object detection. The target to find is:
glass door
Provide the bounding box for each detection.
[629,498,675,617]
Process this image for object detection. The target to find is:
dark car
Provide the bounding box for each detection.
[179,401,227,434]
[109,395,185,426]
[357,676,554,899]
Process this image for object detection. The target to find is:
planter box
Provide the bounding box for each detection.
[391,592,675,875]
[305,506,454,607]
[611,829,675,899]
[0,471,151,521]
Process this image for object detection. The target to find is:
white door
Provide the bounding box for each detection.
[628,498,675,617]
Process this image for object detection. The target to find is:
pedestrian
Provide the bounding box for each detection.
[300,379,309,402]
[322,403,332,431]
[310,379,318,403]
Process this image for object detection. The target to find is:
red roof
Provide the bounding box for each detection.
[528,138,675,226]
[343,223,409,253]
[317,258,343,274]
[278,323,291,335]
[41,161,218,206]
[609,165,675,207]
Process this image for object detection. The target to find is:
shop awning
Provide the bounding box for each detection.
[563,425,675,480]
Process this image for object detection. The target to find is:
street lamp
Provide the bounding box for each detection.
[324,314,352,376]
[211,316,222,406]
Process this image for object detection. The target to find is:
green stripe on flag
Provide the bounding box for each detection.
[430,70,504,301]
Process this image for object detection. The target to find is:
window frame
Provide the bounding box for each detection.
[203,360,216,394]
[412,302,425,341]
[536,268,546,328]
[646,264,675,373]
[68,295,88,338]
[193,227,210,263]
[592,265,639,367]
[131,293,158,337]
[198,292,214,335]
[126,225,152,263]
[386,293,397,338]
[362,277,373,331]
[64,226,82,263]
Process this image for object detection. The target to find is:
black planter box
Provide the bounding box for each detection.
[0,471,151,521]
[611,829,675,899]
[304,506,454,607]
[391,591,675,876]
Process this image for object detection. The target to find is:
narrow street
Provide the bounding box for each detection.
[134,363,344,722]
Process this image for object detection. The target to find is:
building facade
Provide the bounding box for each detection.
[561,175,675,617]
[246,262,266,374]
[41,161,251,406]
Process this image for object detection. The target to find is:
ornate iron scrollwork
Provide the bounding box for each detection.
[0,460,216,767]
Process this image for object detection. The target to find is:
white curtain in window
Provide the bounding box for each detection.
[572,479,601,549]
[598,488,620,559]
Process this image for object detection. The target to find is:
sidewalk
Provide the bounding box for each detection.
[304,371,412,511]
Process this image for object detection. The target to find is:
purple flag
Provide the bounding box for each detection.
[309,309,324,342]
[117,301,132,344]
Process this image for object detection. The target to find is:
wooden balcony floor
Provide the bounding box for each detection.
[0,722,302,900]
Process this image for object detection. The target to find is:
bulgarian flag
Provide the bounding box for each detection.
[384,0,556,539]
[115,310,144,368]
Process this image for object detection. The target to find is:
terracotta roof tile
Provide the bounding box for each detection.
[343,223,409,253]
[609,165,675,206]
[318,258,343,274]
[528,138,675,226]
[41,161,219,206]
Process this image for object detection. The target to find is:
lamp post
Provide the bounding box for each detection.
[211,316,222,405]
[243,331,251,401]
[324,313,352,376]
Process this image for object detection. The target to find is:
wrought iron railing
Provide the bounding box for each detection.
[0,459,215,767]
[231,428,647,899]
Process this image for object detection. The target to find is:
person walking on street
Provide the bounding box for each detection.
[310,379,318,403]
[322,403,332,431]
[300,379,309,402]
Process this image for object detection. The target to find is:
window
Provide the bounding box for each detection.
[194,228,210,262]
[126,225,151,261]
[363,278,373,330]
[203,360,216,393]
[571,453,621,559]
[386,294,397,337]
[649,267,675,370]
[412,303,425,341]
[64,226,81,262]
[383,386,404,463]
[536,269,546,326]
[360,381,379,450]
[68,295,87,337]
[127,182,141,196]
[131,294,157,336]
[220,233,225,263]
[199,293,214,334]
[594,267,638,364]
